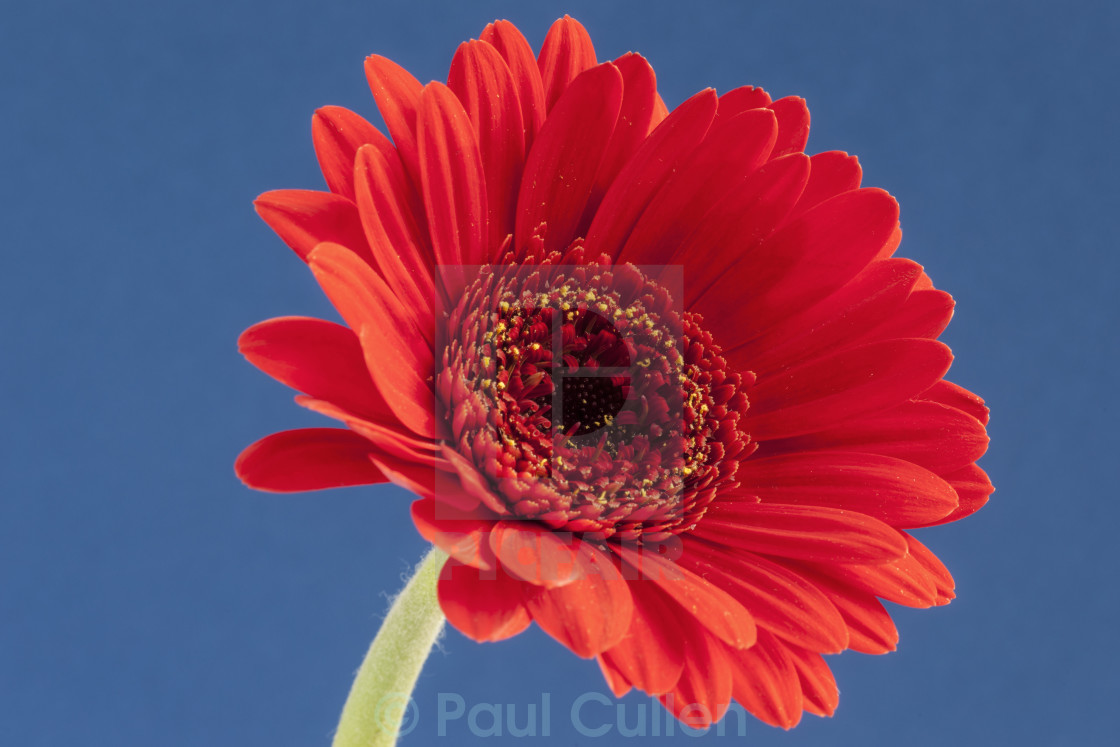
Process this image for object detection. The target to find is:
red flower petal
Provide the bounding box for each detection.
[681,542,849,653]
[537,15,597,111]
[676,153,810,300]
[921,379,991,425]
[307,243,437,438]
[860,288,955,341]
[617,107,778,265]
[479,20,547,145]
[489,521,585,588]
[364,54,424,186]
[588,53,657,213]
[796,550,942,609]
[522,543,633,657]
[352,142,430,257]
[794,567,900,653]
[787,150,862,221]
[438,558,531,641]
[254,190,372,265]
[596,656,633,698]
[739,451,958,528]
[765,399,989,475]
[786,645,839,718]
[584,89,718,260]
[660,628,734,726]
[930,463,994,526]
[695,188,900,349]
[727,257,924,376]
[598,585,687,696]
[417,82,489,282]
[515,62,623,254]
[715,86,772,119]
[726,630,804,729]
[235,428,387,492]
[354,144,436,341]
[903,533,955,604]
[311,106,394,201]
[693,502,908,564]
[766,96,811,158]
[448,40,526,247]
[238,316,395,424]
[617,544,757,650]
[747,339,954,441]
[410,497,496,570]
[296,396,438,465]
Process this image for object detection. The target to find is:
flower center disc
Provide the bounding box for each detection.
[439,255,750,541]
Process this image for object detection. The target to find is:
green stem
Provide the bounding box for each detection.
[333,546,448,747]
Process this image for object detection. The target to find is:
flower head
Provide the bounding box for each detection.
[237,16,992,729]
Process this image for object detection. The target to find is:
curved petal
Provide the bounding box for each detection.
[410,497,496,569]
[254,190,373,265]
[598,584,687,696]
[903,532,955,604]
[588,53,657,212]
[297,395,437,465]
[537,15,597,111]
[793,565,900,654]
[787,150,862,221]
[311,106,394,200]
[660,626,734,726]
[692,502,908,564]
[617,107,778,266]
[921,379,991,425]
[792,551,941,609]
[235,428,387,492]
[438,557,531,641]
[786,645,838,718]
[746,339,954,441]
[354,144,436,342]
[364,54,424,186]
[238,316,395,423]
[448,40,526,248]
[515,63,622,253]
[584,89,718,260]
[489,521,584,588]
[766,96,810,157]
[522,542,633,657]
[726,629,804,729]
[738,450,959,528]
[929,463,993,526]
[764,399,989,475]
[715,86,772,120]
[617,544,756,650]
[726,257,923,376]
[695,188,900,349]
[853,288,955,343]
[417,82,489,291]
[307,243,437,438]
[681,542,849,653]
[479,19,547,145]
[676,152,810,300]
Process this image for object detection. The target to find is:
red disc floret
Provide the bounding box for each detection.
[438,250,752,541]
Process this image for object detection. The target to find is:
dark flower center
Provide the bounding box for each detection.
[438,251,751,541]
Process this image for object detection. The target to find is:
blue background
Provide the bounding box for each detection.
[3,0,1117,744]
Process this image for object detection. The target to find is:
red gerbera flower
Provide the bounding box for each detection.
[236,16,992,729]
